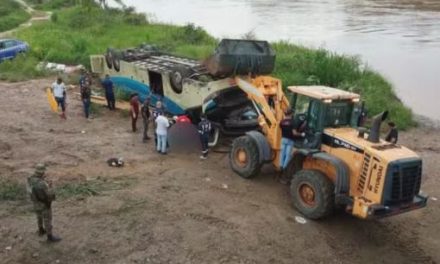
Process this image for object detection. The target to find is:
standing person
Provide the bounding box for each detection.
[155,111,170,154]
[79,70,92,119]
[51,77,66,119]
[101,74,115,110]
[279,109,305,170]
[27,164,62,242]
[129,93,140,132]
[152,101,165,147]
[385,121,398,143]
[198,114,211,160]
[141,97,151,142]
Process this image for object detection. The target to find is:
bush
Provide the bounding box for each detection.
[50,12,58,22]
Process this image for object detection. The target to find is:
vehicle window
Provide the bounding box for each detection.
[307,100,319,130]
[4,41,16,49]
[324,101,352,127]
[0,42,5,50]
[295,94,310,115]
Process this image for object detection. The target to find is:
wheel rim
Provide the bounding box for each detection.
[235,148,247,167]
[298,183,316,207]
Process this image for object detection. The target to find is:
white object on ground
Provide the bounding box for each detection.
[36,62,84,73]
[294,216,307,224]
[81,131,86,134]
[431,197,438,201]
[222,183,228,189]
[5,246,12,251]
[205,177,211,182]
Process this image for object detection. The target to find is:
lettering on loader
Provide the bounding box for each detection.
[374,165,384,194]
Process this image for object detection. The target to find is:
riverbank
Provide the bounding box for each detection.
[1,2,414,128]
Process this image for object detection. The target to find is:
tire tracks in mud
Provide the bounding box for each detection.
[376,221,436,264]
[317,218,436,264]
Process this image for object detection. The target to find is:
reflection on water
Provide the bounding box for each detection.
[112,0,440,120]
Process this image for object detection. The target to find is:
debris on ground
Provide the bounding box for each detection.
[37,62,84,74]
[294,216,307,224]
[107,157,124,167]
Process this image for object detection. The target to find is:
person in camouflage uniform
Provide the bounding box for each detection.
[27,164,62,242]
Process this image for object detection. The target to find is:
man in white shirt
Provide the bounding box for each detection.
[155,112,170,154]
[51,77,66,119]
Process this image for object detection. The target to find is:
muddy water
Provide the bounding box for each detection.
[113,0,440,120]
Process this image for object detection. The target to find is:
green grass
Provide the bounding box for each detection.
[0,0,31,32]
[56,177,135,199]
[0,180,27,201]
[6,3,414,128]
[25,0,76,10]
[0,53,49,81]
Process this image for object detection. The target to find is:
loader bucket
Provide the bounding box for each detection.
[203,39,275,77]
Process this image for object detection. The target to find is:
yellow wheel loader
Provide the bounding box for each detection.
[229,76,428,220]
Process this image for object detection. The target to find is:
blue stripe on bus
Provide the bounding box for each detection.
[110,76,186,115]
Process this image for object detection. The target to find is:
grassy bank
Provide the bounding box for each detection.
[0,0,31,32]
[2,3,413,128]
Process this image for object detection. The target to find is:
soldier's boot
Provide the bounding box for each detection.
[38,227,46,236]
[47,234,62,243]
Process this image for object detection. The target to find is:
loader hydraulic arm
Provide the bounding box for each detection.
[235,76,290,165]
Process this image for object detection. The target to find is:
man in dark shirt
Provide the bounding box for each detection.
[101,74,115,110]
[385,121,398,143]
[79,70,92,119]
[141,97,151,142]
[129,93,140,132]
[198,114,212,160]
[279,109,305,170]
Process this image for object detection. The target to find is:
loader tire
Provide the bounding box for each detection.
[290,169,334,219]
[229,135,262,179]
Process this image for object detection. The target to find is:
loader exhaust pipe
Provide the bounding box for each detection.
[368,111,388,143]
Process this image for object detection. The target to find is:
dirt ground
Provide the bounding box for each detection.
[0,78,439,264]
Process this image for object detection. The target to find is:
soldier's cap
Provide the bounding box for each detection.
[35,163,46,172]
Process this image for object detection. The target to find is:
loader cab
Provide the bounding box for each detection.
[288,86,362,147]
[289,86,361,131]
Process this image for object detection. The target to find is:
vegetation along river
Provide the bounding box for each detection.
[111,0,440,120]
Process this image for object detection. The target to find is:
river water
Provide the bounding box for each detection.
[112,0,440,120]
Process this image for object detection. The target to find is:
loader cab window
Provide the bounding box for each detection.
[324,100,352,127]
[307,100,320,131]
[148,71,163,96]
[292,94,320,131]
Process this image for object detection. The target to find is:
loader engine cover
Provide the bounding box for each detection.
[204,39,276,77]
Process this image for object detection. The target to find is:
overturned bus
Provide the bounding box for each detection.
[90,39,275,145]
